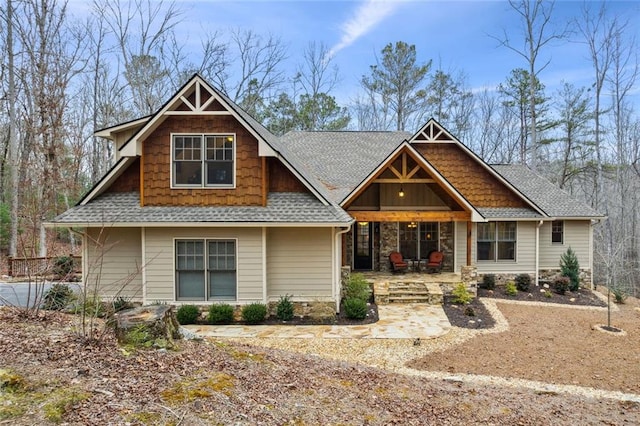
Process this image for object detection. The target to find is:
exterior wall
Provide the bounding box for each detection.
[473,221,537,275]
[268,158,309,193]
[413,143,528,208]
[144,227,263,303]
[454,221,468,272]
[114,126,144,161]
[539,220,591,269]
[266,227,333,299]
[141,115,264,206]
[84,228,143,300]
[106,158,140,194]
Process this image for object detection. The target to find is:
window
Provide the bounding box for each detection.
[399,222,439,259]
[477,222,516,261]
[176,239,237,301]
[551,220,564,244]
[173,134,235,187]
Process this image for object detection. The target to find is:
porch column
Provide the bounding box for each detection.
[466,221,472,266]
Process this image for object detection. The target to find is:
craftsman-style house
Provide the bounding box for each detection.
[52,74,603,311]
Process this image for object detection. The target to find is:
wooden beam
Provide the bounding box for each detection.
[140,148,144,207]
[466,221,472,266]
[349,211,470,222]
[373,178,435,184]
[261,156,267,206]
[164,111,232,115]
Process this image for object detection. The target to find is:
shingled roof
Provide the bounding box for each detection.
[53,192,352,225]
[280,131,411,203]
[492,164,603,219]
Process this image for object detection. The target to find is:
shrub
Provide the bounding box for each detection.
[553,276,570,295]
[43,283,75,310]
[111,297,133,313]
[176,305,200,325]
[276,294,294,321]
[344,273,371,302]
[343,298,367,320]
[515,274,531,292]
[208,304,234,324]
[504,281,517,296]
[451,283,473,305]
[481,274,496,290]
[611,287,628,304]
[242,303,267,324]
[544,290,552,298]
[53,256,75,278]
[560,247,580,291]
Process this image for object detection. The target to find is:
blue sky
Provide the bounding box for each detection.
[71,0,640,105]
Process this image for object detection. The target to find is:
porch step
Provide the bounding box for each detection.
[375,280,444,305]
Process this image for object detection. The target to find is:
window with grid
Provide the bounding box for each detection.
[477,222,516,261]
[399,222,439,259]
[173,134,234,187]
[175,239,237,301]
[551,220,564,244]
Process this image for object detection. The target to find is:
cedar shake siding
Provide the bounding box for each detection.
[106,158,140,193]
[268,158,309,193]
[141,115,263,206]
[414,143,529,208]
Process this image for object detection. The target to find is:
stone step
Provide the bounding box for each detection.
[388,290,431,297]
[388,296,433,304]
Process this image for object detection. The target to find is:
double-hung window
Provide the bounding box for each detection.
[176,239,237,301]
[477,222,516,261]
[551,220,564,244]
[173,134,235,187]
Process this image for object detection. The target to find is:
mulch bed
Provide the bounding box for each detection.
[477,286,607,307]
[443,297,496,329]
[258,302,379,326]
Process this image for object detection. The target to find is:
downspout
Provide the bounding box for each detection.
[334,224,353,313]
[535,220,543,284]
[141,227,147,304]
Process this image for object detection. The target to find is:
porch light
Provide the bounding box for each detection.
[358,221,369,226]
[398,186,405,198]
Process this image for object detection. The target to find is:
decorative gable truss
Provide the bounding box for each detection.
[409,119,546,217]
[81,74,331,208]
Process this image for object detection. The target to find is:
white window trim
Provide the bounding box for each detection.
[173,237,239,302]
[477,221,517,263]
[170,132,237,189]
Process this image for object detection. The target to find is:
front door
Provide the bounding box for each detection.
[353,222,373,270]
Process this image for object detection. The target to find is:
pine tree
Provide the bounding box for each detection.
[560,247,580,291]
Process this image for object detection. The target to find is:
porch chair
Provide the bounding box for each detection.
[426,251,444,274]
[389,251,408,274]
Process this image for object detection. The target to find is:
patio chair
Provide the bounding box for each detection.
[389,251,408,273]
[426,251,444,274]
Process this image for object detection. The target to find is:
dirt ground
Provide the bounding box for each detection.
[411,295,640,395]
[1,292,639,424]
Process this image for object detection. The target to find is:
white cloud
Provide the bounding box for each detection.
[327,0,401,60]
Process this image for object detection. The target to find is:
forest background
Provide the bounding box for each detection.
[1,0,639,297]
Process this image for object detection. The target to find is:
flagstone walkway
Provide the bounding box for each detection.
[184,303,451,339]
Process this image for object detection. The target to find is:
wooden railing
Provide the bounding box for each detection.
[8,255,82,278]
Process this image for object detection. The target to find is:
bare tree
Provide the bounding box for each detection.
[216,29,287,117]
[493,0,567,169]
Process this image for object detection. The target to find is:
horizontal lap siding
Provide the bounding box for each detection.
[475,221,536,274]
[85,228,142,300]
[267,228,333,298]
[144,227,263,302]
[539,221,591,269]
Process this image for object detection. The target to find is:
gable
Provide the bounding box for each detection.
[409,119,535,211]
[343,143,483,222]
[413,142,529,209]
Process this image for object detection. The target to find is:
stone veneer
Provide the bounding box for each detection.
[478,269,593,289]
[379,222,399,272]
[439,222,454,272]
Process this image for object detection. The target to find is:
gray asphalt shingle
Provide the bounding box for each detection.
[492,164,603,218]
[53,192,353,225]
